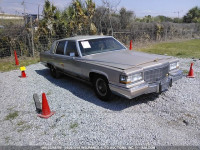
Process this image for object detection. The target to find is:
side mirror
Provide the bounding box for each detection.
[70,52,75,57]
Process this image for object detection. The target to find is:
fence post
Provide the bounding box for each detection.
[30,16,35,57]
[165,29,167,41]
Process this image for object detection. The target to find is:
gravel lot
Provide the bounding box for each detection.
[0,58,200,148]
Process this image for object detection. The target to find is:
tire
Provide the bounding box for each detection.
[93,76,111,101]
[50,65,61,78]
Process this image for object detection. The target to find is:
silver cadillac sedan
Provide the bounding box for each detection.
[40,35,183,101]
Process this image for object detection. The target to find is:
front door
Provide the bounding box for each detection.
[63,41,82,77]
[52,40,67,72]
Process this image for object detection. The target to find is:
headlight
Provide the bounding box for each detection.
[120,73,143,84]
[170,62,179,70]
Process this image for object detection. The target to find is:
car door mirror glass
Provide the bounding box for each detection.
[70,52,75,57]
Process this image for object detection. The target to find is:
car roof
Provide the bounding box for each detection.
[56,35,112,42]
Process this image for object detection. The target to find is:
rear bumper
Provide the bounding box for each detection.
[109,69,183,99]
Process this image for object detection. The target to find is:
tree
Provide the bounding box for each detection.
[93,6,110,34]
[36,0,97,39]
[93,6,134,34]
[173,17,183,23]
[154,15,173,22]
[183,6,200,23]
[36,0,59,36]
[62,0,96,36]
[119,7,134,29]
[142,15,153,23]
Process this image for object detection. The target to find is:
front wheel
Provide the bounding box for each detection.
[93,76,111,101]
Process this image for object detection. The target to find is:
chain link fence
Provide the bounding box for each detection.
[114,23,200,45]
[0,22,200,58]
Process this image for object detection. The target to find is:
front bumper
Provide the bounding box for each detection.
[109,70,183,99]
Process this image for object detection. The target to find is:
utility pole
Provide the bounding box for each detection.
[37,4,40,26]
[21,0,26,26]
[37,4,40,20]
[21,1,26,15]
[174,11,182,23]
[174,11,180,18]
[30,16,35,57]
[108,7,113,36]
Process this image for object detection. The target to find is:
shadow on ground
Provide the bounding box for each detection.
[35,68,159,111]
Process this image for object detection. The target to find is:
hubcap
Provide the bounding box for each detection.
[96,78,107,96]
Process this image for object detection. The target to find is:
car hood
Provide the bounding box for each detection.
[83,50,172,70]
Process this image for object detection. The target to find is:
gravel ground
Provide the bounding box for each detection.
[0,58,200,148]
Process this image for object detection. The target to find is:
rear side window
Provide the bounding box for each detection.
[56,41,66,55]
[66,41,79,57]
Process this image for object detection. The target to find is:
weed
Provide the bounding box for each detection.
[69,122,78,129]
[46,90,52,96]
[176,52,185,56]
[4,137,10,143]
[5,111,19,120]
[183,70,189,74]
[62,133,66,136]
[51,124,56,129]
[17,121,26,126]
[17,125,31,132]
[7,106,16,111]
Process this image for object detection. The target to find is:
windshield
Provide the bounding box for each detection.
[78,37,126,56]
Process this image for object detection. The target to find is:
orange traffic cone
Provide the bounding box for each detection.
[38,93,55,119]
[21,71,26,78]
[14,50,19,66]
[129,40,132,50]
[187,63,195,78]
[20,66,27,78]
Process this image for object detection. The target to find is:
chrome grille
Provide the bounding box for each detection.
[144,64,169,83]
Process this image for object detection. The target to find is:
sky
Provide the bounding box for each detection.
[0,0,199,18]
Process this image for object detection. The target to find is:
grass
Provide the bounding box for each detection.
[137,39,200,58]
[0,57,39,72]
[5,111,19,120]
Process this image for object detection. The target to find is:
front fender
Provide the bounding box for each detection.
[90,69,109,79]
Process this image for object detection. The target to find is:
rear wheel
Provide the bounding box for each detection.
[50,65,61,78]
[93,76,111,101]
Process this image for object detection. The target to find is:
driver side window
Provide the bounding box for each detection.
[66,41,79,57]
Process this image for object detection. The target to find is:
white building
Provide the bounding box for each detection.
[0,13,23,20]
